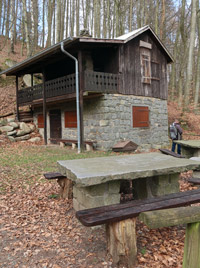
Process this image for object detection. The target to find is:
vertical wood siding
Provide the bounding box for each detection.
[118,32,168,100]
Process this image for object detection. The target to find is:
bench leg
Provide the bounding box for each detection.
[86,144,93,151]
[183,222,200,268]
[106,218,137,267]
[57,178,73,199]
[60,141,65,148]
[71,143,76,150]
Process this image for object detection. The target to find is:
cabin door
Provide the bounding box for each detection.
[50,109,61,141]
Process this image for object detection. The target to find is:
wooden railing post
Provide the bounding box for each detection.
[42,71,47,145]
[78,51,84,152]
[16,75,19,121]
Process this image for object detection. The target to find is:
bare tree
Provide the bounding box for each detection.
[184,0,197,108]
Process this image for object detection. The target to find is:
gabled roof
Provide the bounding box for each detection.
[115,25,173,62]
[0,25,173,76]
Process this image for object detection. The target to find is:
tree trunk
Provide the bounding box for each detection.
[129,0,133,32]
[184,0,197,108]
[194,1,200,110]
[22,0,32,56]
[10,0,15,54]
[56,0,61,42]
[76,0,79,36]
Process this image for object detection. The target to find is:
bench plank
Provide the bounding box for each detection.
[50,138,95,146]
[76,189,200,226]
[139,206,200,229]
[43,172,66,180]
[159,148,185,158]
[188,178,200,185]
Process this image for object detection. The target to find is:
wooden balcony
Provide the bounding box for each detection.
[18,71,119,106]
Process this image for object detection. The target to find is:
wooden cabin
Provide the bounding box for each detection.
[1,25,173,150]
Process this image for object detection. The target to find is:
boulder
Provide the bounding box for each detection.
[7,117,15,123]
[8,122,19,129]
[27,123,35,132]
[8,136,15,142]
[16,122,31,136]
[0,119,7,126]
[5,59,17,68]
[7,130,17,136]
[15,134,30,141]
[0,126,14,132]
[28,137,41,143]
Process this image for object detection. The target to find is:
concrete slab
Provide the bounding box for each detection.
[57,152,200,187]
[174,140,200,148]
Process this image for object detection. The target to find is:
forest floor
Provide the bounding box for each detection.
[0,142,198,268]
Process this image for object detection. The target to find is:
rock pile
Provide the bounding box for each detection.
[0,117,41,143]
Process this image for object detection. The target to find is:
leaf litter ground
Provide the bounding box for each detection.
[0,142,198,268]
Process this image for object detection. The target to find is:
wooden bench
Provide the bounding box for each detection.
[76,189,200,267]
[159,148,185,158]
[188,177,200,185]
[139,206,200,268]
[49,138,95,151]
[44,172,73,199]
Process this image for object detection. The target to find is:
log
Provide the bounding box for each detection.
[106,218,137,268]
[183,222,200,268]
[57,178,73,199]
[139,206,200,229]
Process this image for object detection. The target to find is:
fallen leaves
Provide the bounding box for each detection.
[0,142,198,267]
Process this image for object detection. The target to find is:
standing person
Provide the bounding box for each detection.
[170,119,183,154]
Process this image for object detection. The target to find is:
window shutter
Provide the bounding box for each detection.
[132,106,149,127]
[38,114,44,128]
[65,111,77,128]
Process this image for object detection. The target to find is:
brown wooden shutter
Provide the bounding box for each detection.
[38,114,44,128]
[65,111,77,128]
[132,106,149,127]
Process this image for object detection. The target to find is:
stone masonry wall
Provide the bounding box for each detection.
[33,94,169,150]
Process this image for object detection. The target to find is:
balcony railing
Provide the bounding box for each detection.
[18,71,119,105]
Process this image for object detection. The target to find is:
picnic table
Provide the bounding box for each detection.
[57,152,200,211]
[174,140,200,158]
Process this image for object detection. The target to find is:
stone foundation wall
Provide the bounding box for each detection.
[33,94,169,150]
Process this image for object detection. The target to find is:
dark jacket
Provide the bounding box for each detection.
[174,123,183,140]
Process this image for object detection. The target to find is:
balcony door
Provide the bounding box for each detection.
[50,109,61,141]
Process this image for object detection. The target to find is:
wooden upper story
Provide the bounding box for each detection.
[1,25,173,107]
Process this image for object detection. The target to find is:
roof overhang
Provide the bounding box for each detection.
[0,37,123,77]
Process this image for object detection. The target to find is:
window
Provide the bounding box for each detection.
[132,106,149,128]
[141,53,151,84]
[65,111,77,128]
[38,114,44,128]
[140,41,152,84]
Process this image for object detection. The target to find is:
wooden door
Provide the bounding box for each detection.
[50,109,61,141]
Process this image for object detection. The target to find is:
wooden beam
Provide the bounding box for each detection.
[31,73,33,87]
[42,71,47,145]
[16,75,19,121]
[183,222,200,268]
[139,206,200,229]
[78,50,84,151]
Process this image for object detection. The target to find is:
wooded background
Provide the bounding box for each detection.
[0,0,199,110]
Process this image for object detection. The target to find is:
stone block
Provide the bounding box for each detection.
[108,181,121,194]
[85,183,108,196]
[104,193,120,205]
